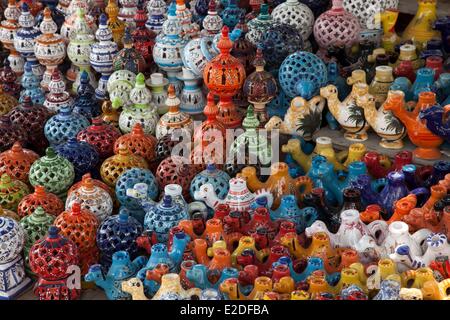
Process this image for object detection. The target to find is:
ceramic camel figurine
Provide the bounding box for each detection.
[320,83,371,141]
[264,95,325,140]
[121,278,149,300]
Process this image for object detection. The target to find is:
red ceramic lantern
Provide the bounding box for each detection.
[29,226,80,300]
[203,26,246,128]
[0,60,21,98]
[132,2,156,68]
[0,115,28,152]
[54,202,99,275]
[114,123,157,163]
[0,141,39,184]
[17,185,64,218]
[77,117,121,159]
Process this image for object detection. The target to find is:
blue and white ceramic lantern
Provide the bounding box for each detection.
[90,14,119,100]
[20,62,45,105]
[182,37,215,78]
[0,217,31,300]
[116,168,159,211]
[278,51,328,99]
[146,0,167,34]
[153,2,188,95]
[44,105,90,145]
[177,67,205,114]
[189,164,231,200]
[14,3,44,79]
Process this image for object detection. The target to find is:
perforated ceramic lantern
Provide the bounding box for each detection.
[0,60,21,99]
[118,0,137,26]
[17,185,64,218]
[77,118,121,159]
[19,62,45,105]
[0,173,30,211]
[271,0,314,42]
[100,146,149,187]
[44,106,90,146]
[246,4,273,46]
[113,27,147,75]
[107,70,136,108]
[146,73,169,115]
[343,0,398,31]
[71,71,101,121]
[0,116,27,152]
[0,142,39,184]
[44,69,74,114]
[115,168,159,209]
[0,206,20,221]
[105,0,125,47]
[146,0,167,34]
[29,226,80,300]
[202,0,223,36]
[133,2,156,67]
[203,26,246,129]
[221,0,244,29]
[177,67,206,115]
[175,0,200,39]
[68,173,115,202]
[0,216,31,299]
[54,202,99,274]
[65,176,113,222]
[189,164,231,200]
[313,0,361,53]
[114,124,157,163]
[0,86,18,117]
[28,147,75,198]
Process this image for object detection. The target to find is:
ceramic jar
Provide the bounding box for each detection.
[246,4,273,46]
[105,0,125,47]
[44,70,74,113]
[100,146,149,187]
[0,216,31,299]
[203,26,246,128]
[54,202,99,274]
[272,0,314,42]
[118,0,137,26]
[0,0,24,77]
[393,44,422,72]
[146,0,167,34]
[177,67,206,115]
[0,142,38,184]
[190,164,231,200]
[90,14,119,100]
[0,86,18,117]
[19,207,55,271]
[0,116,26,152]
[133,3,156,68]
[231,18,256,79]
[153,2,187,93]
[72,72,101,121]
[221,0,244,29]
[146,73,169,115]
[156,156,198,200]
[156,85,194,139]
[77,118,121,159]
[113,27,147,75]
[29,147,75,198]
[402,0,439,50]
[96,212,143,266]
[61,0,97,43]
[0,60,20,99]
[369,66,394,107]
[34,8,66,90]
[44,106,90,146]
[0,174,29,211]
[202,0,223,36]
[175,0,200,40]
[17,185,64,218]
[19,62,45,105]
[182,36,215,79]
[114,124,157,163]
[29,226,80,300]
[0,206,20,221]
[107,70,136,108]
[313,0,361,54]
[89,0,107,23]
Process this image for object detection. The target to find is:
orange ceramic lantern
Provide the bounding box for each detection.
[203,26,246,128]
[100,146,149,187]
[0,141,39,184]
[54,202,99,274]
[114,123,157,163]
[17,185,65,218]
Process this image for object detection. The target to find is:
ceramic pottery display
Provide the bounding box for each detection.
[107,70,136,108]
[114,123,157,163]
[17,185,64,218]
[379,8,401,54]
[44,106,90,146]
[146,0,167,34]
[54,202,99,274]
[77,117,122,159]
[60,0,97,44]
[113,27,147,75]
[0,173,29,211]
[118,0,137,26]
[28,147,75,198]
[0,60,21,99]
[105,0,126,47]
[190,164,231,200]
[34,8,66,90]
[72,71,101,121]
[0,0,23,77]
[132,2,156,68]
[0,116,28,152]
[202,0,223,36]
[271,0,314,42]
[177,67,206,115]
[0,86,18,117]
[231,18,256,79]
[44,70,74,113]
[221,0,244,29]
[19,62,45,105]
[0,216,31,299]
[0,141,38,184]
[146,73,169,115]
[175,0,200,40]
[0,206,20,221]
[246,4,273,46]
[29,226,80,300]
[203,26,246,128]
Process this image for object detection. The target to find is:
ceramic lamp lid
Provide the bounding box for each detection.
[146,73,169,87]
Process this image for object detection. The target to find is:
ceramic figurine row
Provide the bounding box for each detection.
[0,0,448,301]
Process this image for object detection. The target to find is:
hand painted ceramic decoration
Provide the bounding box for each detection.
[54,202,99,275]
[35,0,65,31]
[177,67,206,115]
[90,14,119,100]
[67,9,96,92]
[146,73,169,115]
[19,62,45,105]
[44,106,90,146]
[118,0,137,27]
[89,0,107,23]
[193,0,209,25]
[0,216,31,299]
[182,35,215,79]
[113,27,147,75]
[0,60,21,98]
[230,18,256,78]
[155,84,194,139]
[72,71,101,120]
[243,48,277,125]
[13,3,44,79]
[190,164,231,200]
[54,138,100,181]
[313,0,361,55]
[60,0,97,43]
[132,2,156,68]
[17,185,64,217]
[100,100,120,128]
[0,0,23,77]
[0,116,27,152]
[0,141,38,184]
[105,0,125,47]
[56,0,71,15]
[44,69,74,113]
[8,96,51,153]
[246,4,273,46]
[175,0,200,40]
[153,2,187,94]
[29,226,80,300]
[0,85,18,116]
[77,117,122,159]
[379,9,401,54]
[107,69,136,107]
[146,0,167,34]
[271,0,314,42]
[34,8,66,90]
[20,0,44,16]
[221,0,244,29]
[100,146,148,187]
[203,26,246,129]
[118,73,159,135]
[114,123,157,163]
[28,147,75,198]
[419,105,450,144]
[201,0,223,36]
[0,173,29,211]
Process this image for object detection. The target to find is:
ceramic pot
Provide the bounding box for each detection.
[44,106,90,146]
[0,141,38,184]
[113,27,147,75]
[114,123,157,163]
[402,0,439,50]
[19,62,45,105]
[271,0,314,42]
[44,70,74,114]
[146,0,167,34]
[145,73,169,115]
[105,0,126,47]
[17,185,64,218]
[0,173,29,211]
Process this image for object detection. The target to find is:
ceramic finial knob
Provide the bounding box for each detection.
[48,225,59,238]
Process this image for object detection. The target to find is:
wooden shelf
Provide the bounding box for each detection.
[399,0,450,17]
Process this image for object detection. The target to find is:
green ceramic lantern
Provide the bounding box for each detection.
[19,206,55,272]
[29,147,75,199]
[0,173,30,211]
